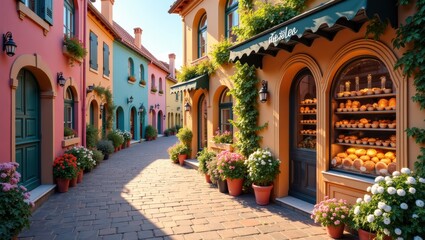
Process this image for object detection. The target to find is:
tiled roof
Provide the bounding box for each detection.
[168,0,192,14]
[113,22,169,73]
[87,3,120,39]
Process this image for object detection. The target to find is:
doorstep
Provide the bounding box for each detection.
[28,184,56,211]
[185,159,199,170]
[275,196,314,218]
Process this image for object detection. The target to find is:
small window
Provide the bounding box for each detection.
[219,88,233,132]
[22,0,53,25]
[159,78,163,91]
[151,74,156,89]
[139,65,145,80]
[128,58,134,77]
[198,14,207,58]
[64,87,74,129]
[63,0,74,36]
[225,0,239,42]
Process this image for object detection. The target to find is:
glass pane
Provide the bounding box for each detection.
[296,72,316,150]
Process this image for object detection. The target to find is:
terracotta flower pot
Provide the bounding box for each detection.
[126,140,130,148]
[205,174,212,183]
[358,229,391,240]
[252,184,273,205]
[69,177,77,187]
[227,178,244,196]
[56,178,70,193]
[77,169,83,183]
[178,154,187,166]
[326,224,345,239]
[217,178,228,193]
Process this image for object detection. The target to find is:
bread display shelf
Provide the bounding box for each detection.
[301,133,316,136]
[335,110,396,115]
[300,123,317,125]
[300,113,317,115]
[300,103,317,106]
[336,93,396,100]
[334,143,395,151]
[335,127,395,132]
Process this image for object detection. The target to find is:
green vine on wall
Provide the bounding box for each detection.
[211,38,232,66]
[176,60,216,82]
[391,0,425,176]
[229,62,267,158]
[93,86,115,132]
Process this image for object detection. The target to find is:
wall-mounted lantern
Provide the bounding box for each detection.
[99,103,104,119]
[184,102,191,112]
[259,80,269,103]
[3,32,17,57]
[127,96,133,104]
[57,72,67,87]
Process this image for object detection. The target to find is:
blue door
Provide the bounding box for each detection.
[15,69,41,191]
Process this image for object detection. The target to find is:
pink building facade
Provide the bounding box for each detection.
[0,0,86,191]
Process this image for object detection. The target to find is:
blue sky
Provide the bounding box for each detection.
[93,0,183,69]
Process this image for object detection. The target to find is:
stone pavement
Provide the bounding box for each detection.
[19,136,356,240]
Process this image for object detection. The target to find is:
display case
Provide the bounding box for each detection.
[298,98,317,149]
[330,58,396,176]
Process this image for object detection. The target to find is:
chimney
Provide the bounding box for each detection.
[134,27,142,48]
[168,53,176,79]
[101,0,114,25]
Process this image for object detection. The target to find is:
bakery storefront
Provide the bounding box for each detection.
[229,0,422,204]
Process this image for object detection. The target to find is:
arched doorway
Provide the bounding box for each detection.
[289,68,317,204]
[157,111,163,134]
[130,107,136,139]
[15,69,41,191]
[116,107,124,130]
[198,94,208,151]
[101,103,107,138]
[89,101,96,126]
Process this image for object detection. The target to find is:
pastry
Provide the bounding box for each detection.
[342,158,353,169]
[346,148,356,154]
[371,157,380,163]
[380,158,392,165]
[378,99,389,108]
[385,151,396,160]
[389,98,396,107]
[376,152,385,159]
[359,118,369,124]
[355,149,366,156]
[337,152,348,158]
[367,149,377,157]
[375,162,389,175]
[388,162,397,174]
[331,157,342,167]
[353,158,364,170]
[360,155,371,162]
[361,161,375,172]
[348,154,358,160]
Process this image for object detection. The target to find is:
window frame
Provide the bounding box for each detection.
[219,88,233,133]
[64,87,74,129]
[198,14,208,58]
[225,0,239,42]
[63,0,74,37]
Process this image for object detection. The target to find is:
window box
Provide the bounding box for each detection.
[139,80,146,87]
[209,141,233,152]
[158,90,164,95]
[62,137,80,148]
[151,87,158,93]
[63,36,86,66]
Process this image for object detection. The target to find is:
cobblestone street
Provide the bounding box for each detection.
[19,136,353,240]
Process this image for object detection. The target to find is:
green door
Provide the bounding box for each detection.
[15,69,41,191]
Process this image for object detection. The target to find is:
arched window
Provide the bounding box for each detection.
[159,78,163,92]
[128,58,134,77]
[225,0,239,42]
[151,74,156,90]
[219,88,233,132]
[64,0,75,36]
[139,64,145,81]
[64,87,74,129]
[198,14,207,58]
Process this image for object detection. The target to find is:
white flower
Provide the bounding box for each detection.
[409,187,416,194]
[406,176,417,184]
[356,198,363,204]
[374,209,382,216]
[371,186,378,195]
[394,228,402,235]
[387,187,396,195]
[364,194,372,203]
[401,168,411,174]
[385,176,392,181]
[378,202,386,209]
[386,180,393,186]
[392,171,401,176]
[383,228,390,235]
[366,186,371,192]
[354,206,360,215]
[412,214,419,219]
[400,203,408,210]
[375,176,385,182]
[366,214,375,223]
[397,189,406,196]
[416,200,424,207]
[419,178,425,183]
[384,205,392,212]
[377,186,384,194]
[383,217,391,225]
[414,236,423,240]
[261,160,266,165]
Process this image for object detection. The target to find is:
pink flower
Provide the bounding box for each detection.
[322,213,327,218]
[0,173,6,178]
[334,220,340,225]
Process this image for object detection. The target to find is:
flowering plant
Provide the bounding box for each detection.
[350,168,425,239]
[0,162,33,239]
[216,150,246,180]
[245,148,280,186]
[212,128,233,144]
[66,146,95,171]
[122,130,132,142]
[311,197,350,227]
[53,154,78,179]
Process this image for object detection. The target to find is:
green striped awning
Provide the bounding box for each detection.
[170,74,209,94]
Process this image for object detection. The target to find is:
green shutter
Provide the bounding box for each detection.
[39,0,53,25]
[90,32,98,70]
[103,43,110,76]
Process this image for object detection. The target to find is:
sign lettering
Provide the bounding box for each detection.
[268,26,298,44]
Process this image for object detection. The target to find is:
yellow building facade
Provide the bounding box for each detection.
[165,54,183,130]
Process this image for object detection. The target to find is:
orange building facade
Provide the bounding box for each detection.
[169,0,422,205]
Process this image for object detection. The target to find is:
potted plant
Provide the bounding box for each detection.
[158,89,164,94]
[139,79,146,86]
[128,75,136,82]
[151,86,158,93]
[175,143,191,166]
[122,130,132,147]
[107,130,124,151]
[96,139,114,160]
[197,148,216,183]
[66,146,96,175]
[216,150,246,196]
[245,148,281,205]
[52,153,79,192]
[311,197,351,238]
[63,36,87,66]
[167,143,180,164]
[211,128,233,152]
[86,124,99,148]
[164,129,170,137]
[92,149,104,166]
[207,158,228,192]
[176,127,193,147]
[0,162,33,239]
[145,125,157,141]
[350,168,425,239]
[64,126,74,139]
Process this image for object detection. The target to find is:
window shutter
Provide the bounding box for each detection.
[103,43,109,76]
[39,0,53,26]
[90,32,98,70]
[94,34,98,70]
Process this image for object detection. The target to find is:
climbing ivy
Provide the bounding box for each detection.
[176,60,216,82]
[391,0,425,176]
[93,86,115,132]
[211,38,232,66]
[229,62,267,158]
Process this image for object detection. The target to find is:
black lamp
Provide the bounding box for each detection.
[163,115,166,120]
[99,103,104,119]
[86,84,95,94]
[259,80,268,103]
[138,104,144,114]
[127,96,133,104]
[3,32,17,57]
[184,102,191,111]
[57,72,67,87]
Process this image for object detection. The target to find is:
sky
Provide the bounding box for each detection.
[93,0,183,69]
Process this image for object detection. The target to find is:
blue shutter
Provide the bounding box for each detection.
[39,0,53,25]
[90,32,98,70]
[103,43,110,76]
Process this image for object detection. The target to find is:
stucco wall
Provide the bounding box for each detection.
[147,64,167,134]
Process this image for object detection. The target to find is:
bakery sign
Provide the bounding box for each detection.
[268,26,298,45]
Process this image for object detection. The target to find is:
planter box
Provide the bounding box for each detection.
[62,45,83,65]
[62,137,80,148]
[210,141,233,152]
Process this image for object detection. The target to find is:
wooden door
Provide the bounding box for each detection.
[289,69,317,204]
[130,108,135,139]
[15,69,41,191]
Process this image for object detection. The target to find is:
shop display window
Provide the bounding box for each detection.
[330,58,396,177]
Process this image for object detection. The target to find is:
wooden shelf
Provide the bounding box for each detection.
[300,123,317,125]
[335,93,396,100]
[335,110,395,114]
[333,142,396,151]
[301,133,317,136]
[335,127,396,131]
[300,103,317,106]
[300,112,317,115]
